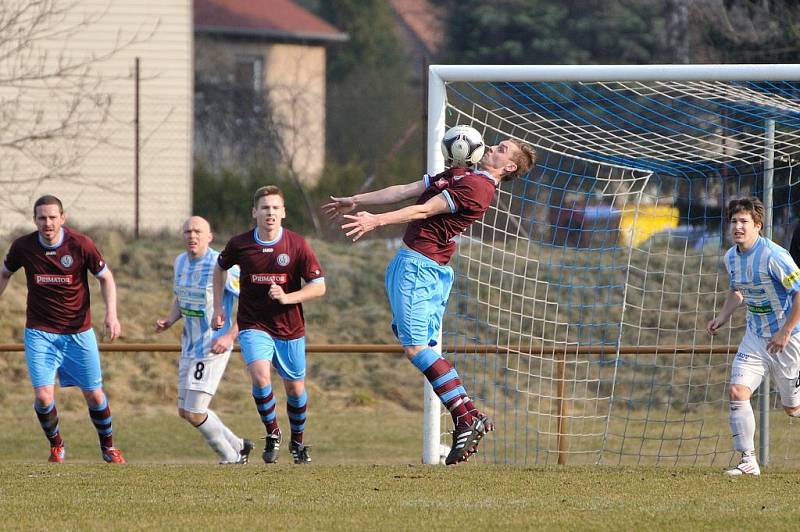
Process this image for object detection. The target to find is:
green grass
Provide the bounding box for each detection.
[2,404,800,530]
[1,463,800,530]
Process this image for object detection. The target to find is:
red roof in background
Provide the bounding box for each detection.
[389,0,443,54]
[195,0,347,42]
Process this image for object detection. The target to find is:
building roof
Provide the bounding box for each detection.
[195,0,347,43]
[389,0,443,55]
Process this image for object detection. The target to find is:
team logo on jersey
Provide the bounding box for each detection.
[192,271,202,284]
[277,253,290,266]
[60,255,73,268]
[35,274,72,285]
[783,269,800,288]
[251,273,287,284]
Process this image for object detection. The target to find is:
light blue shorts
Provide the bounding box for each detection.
[385,247,454,347]
[238,329,306,381]
[24,328,103,391]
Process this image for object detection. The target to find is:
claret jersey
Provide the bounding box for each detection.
[218,227,324,340]
[3,227,108,334]
[403,167,498,265]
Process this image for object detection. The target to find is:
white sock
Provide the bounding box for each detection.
[196,410,239,462]
[728,400,756,458]
[208,409,243,453]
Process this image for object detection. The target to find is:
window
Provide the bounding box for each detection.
[234,55,263,92]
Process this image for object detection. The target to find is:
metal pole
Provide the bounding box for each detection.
[421,63,445,465]
[134,57,141,239]
[760,119,775,466]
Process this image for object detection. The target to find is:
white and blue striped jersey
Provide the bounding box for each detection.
[724,236,800,338]
[173,248,239,359]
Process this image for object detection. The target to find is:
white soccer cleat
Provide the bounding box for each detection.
[725,459,760,476]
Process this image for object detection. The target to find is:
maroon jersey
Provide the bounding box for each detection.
[3,227,107,334]
[218,228,323,340]
[403,168,498,265]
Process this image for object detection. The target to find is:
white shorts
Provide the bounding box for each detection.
[177,351,231,413]
[731,329,800,408]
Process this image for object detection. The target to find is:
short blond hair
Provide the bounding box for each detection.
[504,140,536,181]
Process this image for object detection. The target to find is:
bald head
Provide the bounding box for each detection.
[182,216,213,259]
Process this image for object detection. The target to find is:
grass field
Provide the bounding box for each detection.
[2,461,800,530]
[2,404,800,530]
[3,229,800,529]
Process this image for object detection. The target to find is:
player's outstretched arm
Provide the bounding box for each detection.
[341,193,450,242]
[97,269,121,342]
[211,265,227,329]
[154,298,181,333]
[706,289,743,335]
[322,180,426,220]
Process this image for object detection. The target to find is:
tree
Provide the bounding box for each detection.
[0,0,154,218]
[312,0,423,177]
[433,0,667,65]
[690,0,800,63]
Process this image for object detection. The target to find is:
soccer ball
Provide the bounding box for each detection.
[441,125,485,167]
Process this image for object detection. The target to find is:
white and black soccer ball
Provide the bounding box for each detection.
[441,125,485,167]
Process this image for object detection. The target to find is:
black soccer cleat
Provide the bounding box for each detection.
[262,429,282,464]
[290,441,311,464]
[445,416,485,465]
[236,439,254,465]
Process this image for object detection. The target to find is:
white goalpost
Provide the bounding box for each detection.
[423,64,800,466]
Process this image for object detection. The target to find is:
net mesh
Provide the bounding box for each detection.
[440,77,800,465]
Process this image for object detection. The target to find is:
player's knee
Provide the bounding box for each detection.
[33,390,54,407]
[248,362,272,387]
[728,384,752,402]
[82,388,106,407]
[403,345,425,359]
[284,379,305,397]
[184,411,207,426]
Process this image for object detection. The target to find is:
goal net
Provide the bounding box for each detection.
[426,65,800,466]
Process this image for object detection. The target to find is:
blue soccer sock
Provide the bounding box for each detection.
[287,391,308,444]
[252,384,279,434]
[411,348,473,426]
[34,401,63,447]
[88,395,114,449]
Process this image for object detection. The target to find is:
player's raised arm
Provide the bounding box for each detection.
[341,193,450,242]
[322,179,426,220]
[211,264,227,329]
[97,269,121,342]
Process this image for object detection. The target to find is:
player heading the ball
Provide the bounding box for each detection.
[324,136,535,464]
